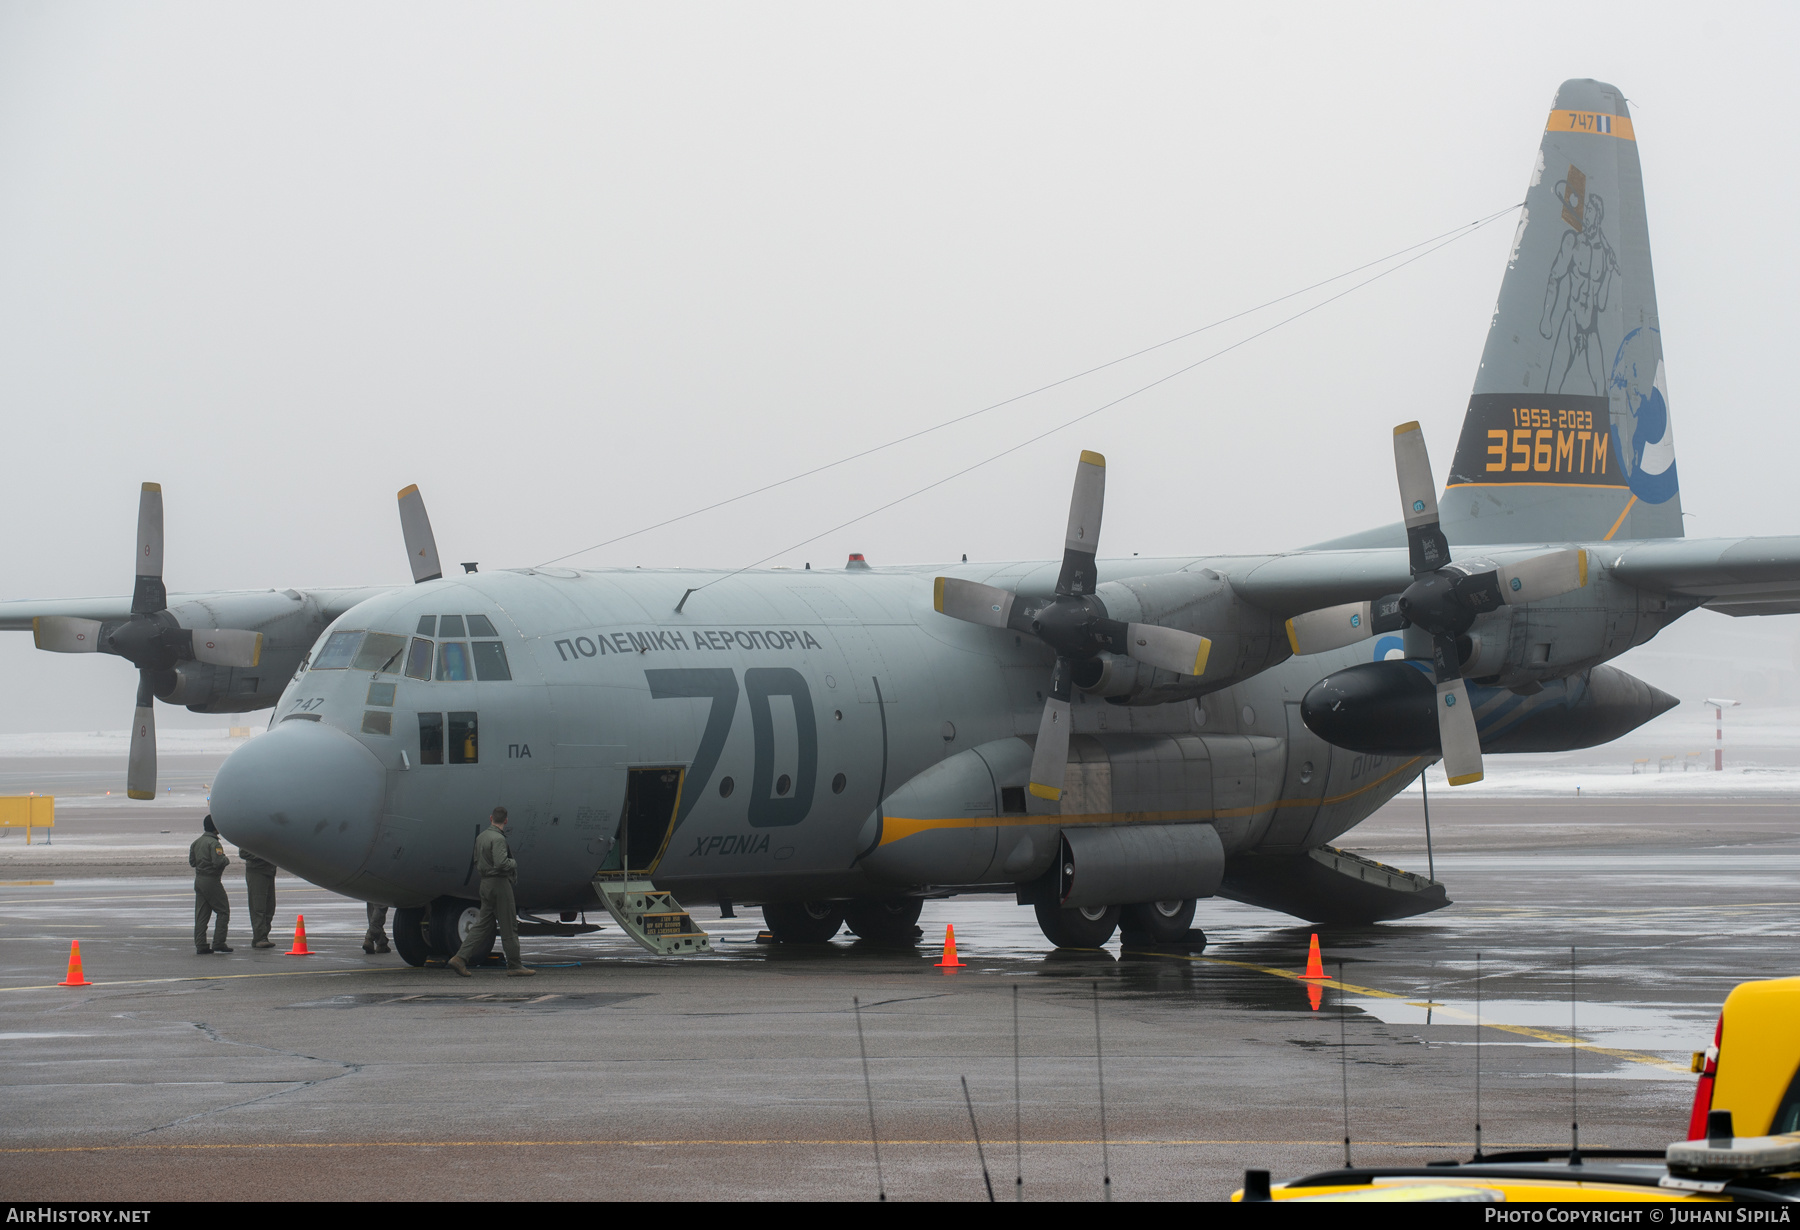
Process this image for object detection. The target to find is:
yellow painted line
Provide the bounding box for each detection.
[881,757,1424,846]
[1545,109,1635,140]
[0,880,53,886]
[1137,951,1690,1074]
[0,966,396,993]
[1603,494,1639,542]
[0,1137,1575,1156]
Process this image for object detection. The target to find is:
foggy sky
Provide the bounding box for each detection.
[3,3,1797,733]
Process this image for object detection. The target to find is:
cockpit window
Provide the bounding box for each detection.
[439,615,467,638]
[404,637,433,681]
[415,615,437,636]
[437,642,473,681]
[351,632,408,674]
[466,614,499,637]
[471,641,511,681]
[313,631,362,670]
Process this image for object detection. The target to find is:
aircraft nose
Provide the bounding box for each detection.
[212,720,386,890]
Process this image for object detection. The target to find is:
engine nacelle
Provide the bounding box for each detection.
[1078,570,1288,705]
[1300,660,1678,755]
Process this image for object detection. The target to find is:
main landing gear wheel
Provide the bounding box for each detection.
[392,907,430,967]
[762,900,846,944]
[1120,899,1197,945]
[1033,901,1120,949]
[842,897,924,945]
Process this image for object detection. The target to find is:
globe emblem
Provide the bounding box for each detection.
[1510,577,1522,591]
[1445,693,1457,707]
[1349,613,1361,628]
[1412,499,1425,513]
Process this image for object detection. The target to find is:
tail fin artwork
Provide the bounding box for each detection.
[1443,79,1681,545]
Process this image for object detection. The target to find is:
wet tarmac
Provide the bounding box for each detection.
[0,790,1795,1201]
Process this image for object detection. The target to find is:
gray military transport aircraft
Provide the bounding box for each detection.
[8,78,1800,962]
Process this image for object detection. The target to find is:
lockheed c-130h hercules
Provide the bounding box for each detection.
[9,78,1800,961]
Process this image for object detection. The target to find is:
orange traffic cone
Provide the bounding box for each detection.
[1300,932,1327,979]
[285,915,314,956]
[935,924,965,968]
[58,940,92,987]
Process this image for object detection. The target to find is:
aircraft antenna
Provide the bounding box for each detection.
[1092,981,1112,1201]
[961,1076,996,1202]
[1013,984,1023,1201]
[1473,950,1485,1161]
[1340,962,1353,1168]
[1569,947,1582,1165]
[536,204,1522,571]
[852,997,886,1201]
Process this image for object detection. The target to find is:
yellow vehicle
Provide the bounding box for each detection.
[1233,977,1800,1204]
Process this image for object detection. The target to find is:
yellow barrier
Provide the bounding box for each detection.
[0,797,55,844]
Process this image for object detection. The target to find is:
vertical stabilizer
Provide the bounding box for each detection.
[1443,80,1681,545]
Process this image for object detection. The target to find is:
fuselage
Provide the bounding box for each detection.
[211,552,1664,912]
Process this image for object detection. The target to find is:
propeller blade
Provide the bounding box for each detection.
[933,577,1017,629]
[1123,623,1210,677]
[33,616,104,654]
[397,484,443,584]
[128,673,157,799]
[1393,422,1449,576]
[189,628,263,668]
[1027,659,1074,802]
[132,482,166,614]
[1497,548,1588,605]
[1054,451,1105,596]
[1435,675,1484,786]
[1286,595,1405,655]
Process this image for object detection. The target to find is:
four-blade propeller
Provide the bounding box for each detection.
[31,484,263,799]
[1284,422,1588,785]
[934,451,1211,804]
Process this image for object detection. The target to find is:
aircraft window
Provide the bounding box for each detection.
[466,614,498,637]
[775,774,792,797]
[718,776,734,798]
[416,616,437,636]
[312,631,362,670]
[439,615,467,638]
[366,682,396,706]
[418,712,444,765]
[352,631,408,675]
[471,642,512,681]
[361,710,393,736]
[437,642,473,681]
[404,637,433,681]
[448,711,478,764]
[831,773,846,795]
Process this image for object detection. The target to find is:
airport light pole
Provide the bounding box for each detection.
[1703,698,1740,771]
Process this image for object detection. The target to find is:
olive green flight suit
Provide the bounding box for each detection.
[189,833,231,951]
[242,850,277,946]
[364,904,389,952]
[453,824,522,969]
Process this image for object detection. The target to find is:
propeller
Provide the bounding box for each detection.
[933,451,1211,804]
[32,483,263,799]
[1284,422,1589,785]
[397,484,443,583]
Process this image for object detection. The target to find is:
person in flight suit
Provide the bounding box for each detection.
[190,815,233,954]
[364,904,390,954]
[447,806,534,978]
[241,847,278,948]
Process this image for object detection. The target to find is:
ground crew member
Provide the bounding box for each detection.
[190,815,233,954]
[242,847,277,948]
[364,904,390,954]
[448,806,533,978]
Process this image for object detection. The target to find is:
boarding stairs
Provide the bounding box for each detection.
[592,874,712,955]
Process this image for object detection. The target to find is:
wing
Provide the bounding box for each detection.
[0,587,394,633]
[1228,549,1413,618]
[1609,536,1800,616]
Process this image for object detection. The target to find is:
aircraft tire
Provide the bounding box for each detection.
[1119,899,1197,945]
[1033,901,1120,949]
[842,896,924,945]
[762,900,846,944]
[392,907,430,967]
